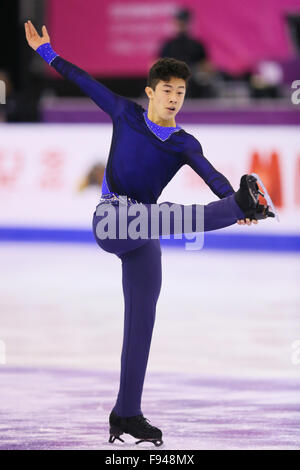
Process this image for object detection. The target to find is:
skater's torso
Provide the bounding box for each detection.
[51,56,234,204]
[104,101,195,204]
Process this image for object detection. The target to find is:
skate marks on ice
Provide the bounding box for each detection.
[0,367,299,450]
[1,244,300,379]
[0,245,299,449]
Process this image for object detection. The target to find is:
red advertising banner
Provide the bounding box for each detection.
[47,0,299,76]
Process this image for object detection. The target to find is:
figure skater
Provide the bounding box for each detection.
[25,21,274,447]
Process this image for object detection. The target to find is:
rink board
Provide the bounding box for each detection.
[0,124,299,250]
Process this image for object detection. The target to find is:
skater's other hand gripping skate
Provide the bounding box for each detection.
[237,218,258,226]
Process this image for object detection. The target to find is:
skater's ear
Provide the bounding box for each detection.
[145,86,155,100]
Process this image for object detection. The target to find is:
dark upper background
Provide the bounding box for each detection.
[1,0,300,122]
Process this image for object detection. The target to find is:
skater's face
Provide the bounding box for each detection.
[145,77,186,122]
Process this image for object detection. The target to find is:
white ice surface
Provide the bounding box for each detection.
[0,243,299,380]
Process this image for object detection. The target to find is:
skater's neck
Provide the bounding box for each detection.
[146,105,177,127]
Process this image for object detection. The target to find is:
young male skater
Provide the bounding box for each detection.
[25,21,274,447]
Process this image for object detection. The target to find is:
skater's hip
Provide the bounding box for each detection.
[96,192,141,208]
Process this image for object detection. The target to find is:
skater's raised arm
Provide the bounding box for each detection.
[24,20,127,120]
[184,135,234,199]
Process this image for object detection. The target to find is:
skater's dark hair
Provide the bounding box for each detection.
[147,57,191,91]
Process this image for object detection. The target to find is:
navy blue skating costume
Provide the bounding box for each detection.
[38,46,245,417]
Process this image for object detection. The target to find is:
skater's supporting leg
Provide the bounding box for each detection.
[113,239,162,417]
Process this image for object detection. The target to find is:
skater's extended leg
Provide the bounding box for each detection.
[154,193,245,234]
[93,193,245,248]
[155,174,275,235]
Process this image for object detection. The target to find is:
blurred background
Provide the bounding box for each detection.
[0,0,300,450]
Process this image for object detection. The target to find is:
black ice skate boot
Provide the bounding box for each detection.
[234,174,276,220]
[109,410,163,446]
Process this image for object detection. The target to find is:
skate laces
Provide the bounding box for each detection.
[134,415,153,430]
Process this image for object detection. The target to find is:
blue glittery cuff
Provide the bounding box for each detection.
[36,43,58,65]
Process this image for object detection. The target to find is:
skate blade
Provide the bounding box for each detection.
[109,425,125,443]
[108,435,163,446]
[135,438,164,447]
[109,435,125,443]
[251,173,280,222]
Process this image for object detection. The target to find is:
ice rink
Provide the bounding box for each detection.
[3,0,300,452]
[0,242,299,450]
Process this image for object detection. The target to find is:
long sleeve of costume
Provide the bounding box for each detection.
[184,135,234,198]
[37,46,235,204]
[50,56,128,120]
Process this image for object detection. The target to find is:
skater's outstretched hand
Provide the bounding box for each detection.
[24,20,50,50]
[237,218,258,226]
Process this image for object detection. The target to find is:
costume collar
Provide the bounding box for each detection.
[143,111,181,142]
